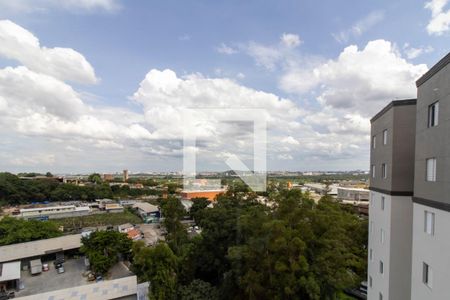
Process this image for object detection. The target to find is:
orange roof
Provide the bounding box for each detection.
[127,229,141,240]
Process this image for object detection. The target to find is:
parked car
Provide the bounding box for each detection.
[42,263,49,271]
[55,263,65,274]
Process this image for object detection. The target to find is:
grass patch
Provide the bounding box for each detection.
[54,210,142,232]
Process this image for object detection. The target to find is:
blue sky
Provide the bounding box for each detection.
[0,0,448,173]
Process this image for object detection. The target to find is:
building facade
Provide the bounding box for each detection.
[368,52,450,299]
[368,99,416,300]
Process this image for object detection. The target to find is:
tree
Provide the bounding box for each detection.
[81,230,132,275]
[45,172,53,178]
[88,173,103,184]
[177,279,218,300]
[189,197,210,222]
[160,196,188,255]
[0,217,62,245]
[132,242,178,300]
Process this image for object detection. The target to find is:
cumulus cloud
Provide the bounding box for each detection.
[280,39,427,116]
[132,69,303,143]
[332,10,384,44]
[0,20,98,84]
[425,0,450,35]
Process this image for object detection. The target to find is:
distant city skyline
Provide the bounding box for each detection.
[0,0,448,173]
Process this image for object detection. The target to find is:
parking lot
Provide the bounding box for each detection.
[16,257,88,297]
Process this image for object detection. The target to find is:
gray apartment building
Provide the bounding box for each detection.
[368,52,450,300]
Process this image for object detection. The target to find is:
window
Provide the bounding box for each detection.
[383,129,388,145]
[372,135,376,149]
[369,276,372,288]
[425,211,435,235]
[381,163,387,179]
[379,261,384,274]
[426,158,437,182]
[428,101,439,127]
[380,229,385,244]
[372,165,376,178]
[423,262,433,288]
[379,293,383,300]
[369,248,373,261]
[381,196,385,211]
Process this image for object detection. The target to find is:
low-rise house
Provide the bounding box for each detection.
[132,202,160,223]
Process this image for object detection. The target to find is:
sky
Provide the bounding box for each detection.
[0,0,448,174]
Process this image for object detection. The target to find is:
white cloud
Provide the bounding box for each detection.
[280,33,301,48]
[246,41,283,70]
[11,154,56,166]
[281,136,300,145]
[277,154,293,160]
[332,10,384,44]
[403,43,434,59]
[132,69,303,141]
[216,43,238,55]
[0,0,120,14]
[425,0,450,35]
[280,39,428,117]
[0,20,98,84]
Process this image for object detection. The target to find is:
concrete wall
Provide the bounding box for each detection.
[414,63,450,204]
[370,107,394,191]
[392,104,417,192]
[411,203,450,300]
[368,191,391,300]
[370,101,416,193]
[367,191,413,300]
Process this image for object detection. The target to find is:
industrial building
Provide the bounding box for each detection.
[180,189,225,201]
[17,205,90,220]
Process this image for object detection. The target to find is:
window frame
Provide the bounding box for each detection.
[428,101,439,128]
[383,129,388,145]
[381,196,385,211]
[424,210,435,235]
[381,163,387,179]
[379,260,384,274]
[426,158,437,182]
[372,135,376,149]
[423,262,433,288]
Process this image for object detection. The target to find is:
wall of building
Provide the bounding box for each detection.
[368,191,413,300]
[368,191,391,300]
[181,191,224,201]
[392,104,417,192]
[414,63,450,204]
[411,203,450,300]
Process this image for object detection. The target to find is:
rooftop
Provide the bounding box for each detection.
[132,202,158,213]
[416,51,450,87]
[0,234,82,263]
[370,99,417,123]
[0,261,21,282]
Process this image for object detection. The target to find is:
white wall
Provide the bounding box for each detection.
[411,203,450,300]
[368,192,413,300]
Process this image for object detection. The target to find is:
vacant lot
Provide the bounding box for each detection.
[54,210,142,232]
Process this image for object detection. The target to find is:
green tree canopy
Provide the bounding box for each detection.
[0,216,62,246]
[81,230,132,275]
